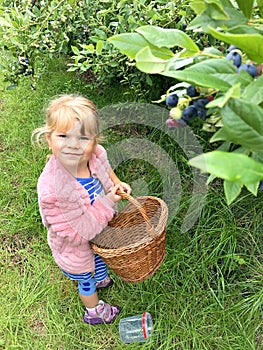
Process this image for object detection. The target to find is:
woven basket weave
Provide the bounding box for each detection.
[90,192,168,283]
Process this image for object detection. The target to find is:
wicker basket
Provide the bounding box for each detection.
[90,192,168,283]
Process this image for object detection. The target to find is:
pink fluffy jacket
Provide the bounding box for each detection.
[37,145,116,274]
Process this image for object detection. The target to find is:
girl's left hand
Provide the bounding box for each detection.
[115,182,132,195]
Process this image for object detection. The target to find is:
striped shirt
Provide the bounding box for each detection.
[76,176,104,204]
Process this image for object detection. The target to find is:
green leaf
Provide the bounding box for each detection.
[206,2,229,20]
[206,141,232,184]
[135,47,168,74]
[188,2,247,31]
[187,12,215,31]
[244,181,259,196]
[162,70,231,91]
[224,70,253,88]
[203,46,224,56]
[232,146,250,155]
[71,45,80,55]
[242,75,263,105]
[67,66,79,72]
[180,58,236,74]
[208,83,241,108]
[228,24,261,35]
[96,40,104,54]
[190,0,229,19]
[235,0,254,19]
[206,95,225,109]
[108,33,174,60]
[10,36,23,50]
[189,151,263,183]
[165,56,194,71]
[82,43,95,53]
[135,25,199,52]
[0,17,13,27]
[224,180,242,205]
[108,33,149,59]
[190,0,206,15]
[221,99,263,153]
[208,26,263,63]
[162,58,236,91]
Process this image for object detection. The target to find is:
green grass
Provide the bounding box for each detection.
[0,57,262,350]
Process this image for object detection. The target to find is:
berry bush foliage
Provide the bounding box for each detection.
[0,0,192,92]
[109,0,263,204]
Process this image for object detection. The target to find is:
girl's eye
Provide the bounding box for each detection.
[80,136,90,141]
[57,134,67,138]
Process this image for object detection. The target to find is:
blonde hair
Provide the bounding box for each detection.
[32,94,102,145]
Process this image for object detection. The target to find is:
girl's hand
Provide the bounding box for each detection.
[106,182,132,203]
[115,181,132,195]
[109,170,132,195]
[106,184,123,203]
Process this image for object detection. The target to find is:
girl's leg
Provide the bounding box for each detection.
[61,267,120,325]
[94,254,114,289]
[79,291,99,308]
[78,275,121,324]
[61,270,100,307]
[94,254,108,282]
[78,273,121,325]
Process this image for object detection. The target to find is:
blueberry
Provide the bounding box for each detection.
[259,180,263,190]
[237,64,257,77]
[196,108,207,120]
[193,98,209,109]
[169,107,182,120]
[226,45,240,53]
[181,106,197,123]
[18,68,26,75]
[186,85,199,98]
[226,51,242,68]
[20,57,29,65]
[166,93,179,108]
[25,69,34,76]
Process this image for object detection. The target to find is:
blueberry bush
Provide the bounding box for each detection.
[0,0,86,87]
[108,0,263,204]
[0,0,193,95]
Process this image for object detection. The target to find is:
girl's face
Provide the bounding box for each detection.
[46,120,96,176]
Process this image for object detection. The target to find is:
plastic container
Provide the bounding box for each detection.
[119,312,153,344]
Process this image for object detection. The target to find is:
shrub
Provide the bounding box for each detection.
[108,0,263,204]
[0,0,193,95]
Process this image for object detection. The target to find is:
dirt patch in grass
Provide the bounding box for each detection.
[1,233,33,272]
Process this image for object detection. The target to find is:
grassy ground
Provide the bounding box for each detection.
[0,57,262,350]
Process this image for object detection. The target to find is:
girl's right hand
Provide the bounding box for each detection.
[106,184,123,203]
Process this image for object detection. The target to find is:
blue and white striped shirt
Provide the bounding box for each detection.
[76,177,104,204]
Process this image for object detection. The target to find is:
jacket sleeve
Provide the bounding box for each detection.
[39,190,116,244]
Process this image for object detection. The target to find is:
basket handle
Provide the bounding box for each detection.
[117,190,157,238]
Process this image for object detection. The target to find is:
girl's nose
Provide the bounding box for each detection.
[68,137,79,148]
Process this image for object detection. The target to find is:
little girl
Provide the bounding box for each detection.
[33,94,131,325]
